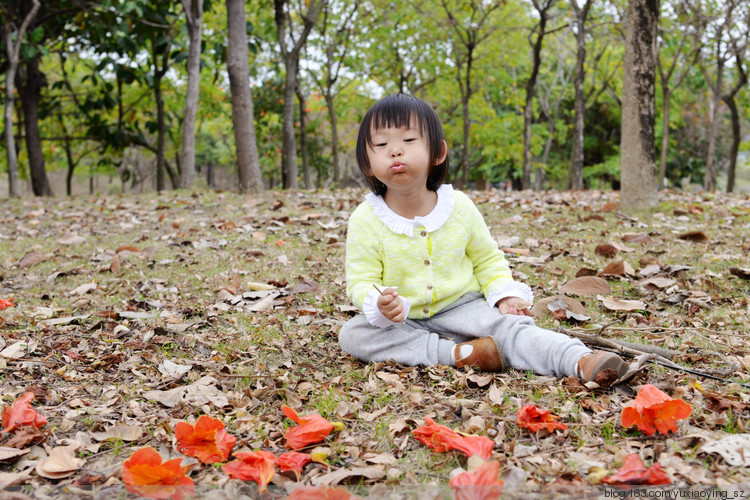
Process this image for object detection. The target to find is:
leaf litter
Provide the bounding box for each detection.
[0,189,749,497]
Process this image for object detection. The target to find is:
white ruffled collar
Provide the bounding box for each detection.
[365,184,455,237]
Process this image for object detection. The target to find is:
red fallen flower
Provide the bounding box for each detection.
[449,460,504,500]
[174,415,236,464]
[222,450,276,493]
[516,404,567,433]
[621,384,692,436]
[2,392,48,433]
[412,416,493,460]
[282,405,335,450]
[0,297,14,310]
[277,451,312,472]
[287,485,357,499]
[122,447,194,500]
[601,453,671,486]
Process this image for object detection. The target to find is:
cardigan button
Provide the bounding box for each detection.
[422,307,429,314]
[427,284,433,290]
[424,259,430,265]
[420,231,427,237]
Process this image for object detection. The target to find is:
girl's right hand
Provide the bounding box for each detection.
[377,288,405,323]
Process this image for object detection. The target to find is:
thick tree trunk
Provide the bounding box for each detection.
[620,0,659,212]
[18,56,52,196]
[296,87,311,189]
[658,88,670,189]
[179,0,204,190]
[226,0,263,193]
[325,93,340,184]
[568,20,586,190]
[459,46,474,189]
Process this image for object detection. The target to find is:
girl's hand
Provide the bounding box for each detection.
[497,297,533,316]
[377,288,405,323]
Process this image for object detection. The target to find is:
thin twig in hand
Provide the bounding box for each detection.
[373,284,384,295]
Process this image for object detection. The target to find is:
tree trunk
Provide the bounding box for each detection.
[568,13,587,190]
[620,0,659,212]
[658,88,670,189]
[152,35,167,192]
[460,45,474,189]
[704,82,721,191]
[724,96,740,193]
[296,86,311,189]
[18,55,52,196]
[226,0,263,193]
[3,0,40,198]
[179,0,204,190]
[281,56,299,189]
[522,6,549,190]
[325,93,340,185]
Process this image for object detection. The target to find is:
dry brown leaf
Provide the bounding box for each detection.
[639,277,676,290]
[729,267,750,280]
[110,253,121,273]
[595,244,618,257]
[312,466,386,486]
[600,260,625,276]
[622,232,653,243]
[678,231,708,242]
[36,445,85,479]
[531,295,589,321]
[597,296,646,312]
[0,468,33,488]
[561,276,611,296]
[0,447,30,462]
[16,250,46,268]
[90,425,143,442]
[57,233,86,245]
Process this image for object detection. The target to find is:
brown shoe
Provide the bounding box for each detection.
[455,337,506,371]
[577,351,628,386]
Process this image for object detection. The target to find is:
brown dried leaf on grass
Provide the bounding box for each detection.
[531,295,590,321]
[598,296,647,312]
[560,276,611,296]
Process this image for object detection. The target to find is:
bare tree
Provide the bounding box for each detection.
[522,0,559,190]
[226,0,263,193]
[656,2,700,189]
[179,0,204,189]
[3,0,40,198]
[274,0,326,189]
[620,0,659,211]
[722,50,748,193]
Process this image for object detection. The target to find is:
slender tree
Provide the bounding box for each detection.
[522,0,558,190]
[437,0,503,188]
[656,2,700,189]
[620,0,659,211]
[722,51,748,193]
[226,0,263,193]
[179,0,205,189]
[3,0,41,197]
[567,0,593,190]
[274,0,326,189]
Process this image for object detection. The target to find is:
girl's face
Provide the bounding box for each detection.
[366,119,435,195]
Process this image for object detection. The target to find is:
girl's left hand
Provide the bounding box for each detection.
[497,297,533,316]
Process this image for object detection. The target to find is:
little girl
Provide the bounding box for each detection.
[340,93,627,384]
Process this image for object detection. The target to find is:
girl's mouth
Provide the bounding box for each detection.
[391,163,405,173]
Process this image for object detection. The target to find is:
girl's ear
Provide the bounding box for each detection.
[434,140,448,165]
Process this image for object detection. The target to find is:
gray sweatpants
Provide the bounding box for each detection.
[339,292,591,378]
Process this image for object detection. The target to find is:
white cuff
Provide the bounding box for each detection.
[486,281,534,307]
[363,288,412,327]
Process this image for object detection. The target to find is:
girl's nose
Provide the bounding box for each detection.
[390,148,402,157]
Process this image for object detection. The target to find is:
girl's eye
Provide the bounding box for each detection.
[375,142,386,147]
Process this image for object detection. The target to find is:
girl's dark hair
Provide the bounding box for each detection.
[356,93,449,196]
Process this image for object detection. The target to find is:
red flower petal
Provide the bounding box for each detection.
[174,415,236,464]
[601,453,671,486]
[412,417,493,460]
[516,404,567,433]
[122,447,194,500]
[287,485,356,499]
[621,385,692,436]
[222,450,276,492]
[0,297,14,310]
[449,460,504,500]
[282,405,335,450]
[1,392,48,433]
[277,451,312,472]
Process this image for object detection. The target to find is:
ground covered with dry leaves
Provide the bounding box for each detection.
[1,188,749,499]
